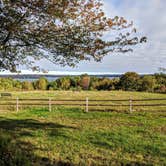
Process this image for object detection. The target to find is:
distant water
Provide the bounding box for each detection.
[11,75,121,82]
[15,76,60,82]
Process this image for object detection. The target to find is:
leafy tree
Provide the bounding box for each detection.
[80,74,90,90]
[119,72,140,91]
[47,81,58,90]
[155,85,166,93]
[100,78,113,90]
[56,77,71,90]
[141,76,156,92]
[90,76,99,90]
[111,78,120,90]
[35,77,48,90]
[0,77,13,90]
[154,73,166,93]
[22,81,34,90]
[13,80,22,90]
[70,76,81,88]
[0,0,146,71]
[154,73,166,85]
[91,78,110,90]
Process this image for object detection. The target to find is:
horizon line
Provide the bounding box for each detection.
[0,70,155,76]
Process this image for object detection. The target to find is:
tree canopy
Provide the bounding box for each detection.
[0,0,147,71]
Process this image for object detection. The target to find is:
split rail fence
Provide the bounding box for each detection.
[0,98,166,113]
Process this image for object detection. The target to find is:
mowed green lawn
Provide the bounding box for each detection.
[0,91,166,165]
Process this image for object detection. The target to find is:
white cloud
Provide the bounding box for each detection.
[101,0,166,73]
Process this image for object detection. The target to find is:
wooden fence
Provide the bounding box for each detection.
[0,97,166,113]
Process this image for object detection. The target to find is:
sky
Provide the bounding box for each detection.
[24,0,166,74]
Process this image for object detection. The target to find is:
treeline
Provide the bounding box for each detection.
[0,72,165,93]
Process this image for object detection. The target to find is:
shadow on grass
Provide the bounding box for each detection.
[0,117,77,166]
[89,108,129,113]
[89,130,165,165]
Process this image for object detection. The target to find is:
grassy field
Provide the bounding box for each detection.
[9,90,166,100]
[0,90,166,112]
[0,91,166,165]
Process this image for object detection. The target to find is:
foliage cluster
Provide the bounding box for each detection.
[0,72,165,93]
[0,0,146,71]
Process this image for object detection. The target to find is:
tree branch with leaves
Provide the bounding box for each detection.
[0,0,147,71]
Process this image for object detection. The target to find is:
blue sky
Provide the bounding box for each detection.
[25,0,166,74]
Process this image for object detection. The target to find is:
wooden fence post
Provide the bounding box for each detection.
[49,98,51,112]
[16,97,19,112]
[129,97,132,113]
[85,97,89,113]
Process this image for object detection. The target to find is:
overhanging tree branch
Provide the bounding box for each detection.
[0,0,147,72]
